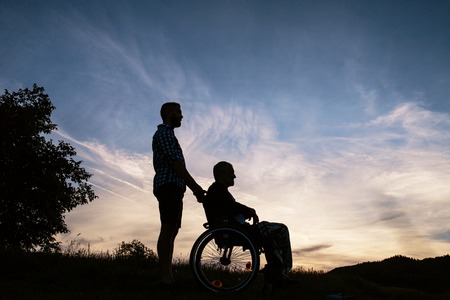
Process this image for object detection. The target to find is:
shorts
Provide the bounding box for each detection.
[154,184,184,227]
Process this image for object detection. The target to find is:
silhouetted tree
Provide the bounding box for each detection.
[114,239,157,261]
[0,84,97,251]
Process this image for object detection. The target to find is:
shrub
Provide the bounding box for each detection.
[114,239,157,261]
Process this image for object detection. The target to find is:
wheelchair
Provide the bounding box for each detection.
[189,221,262,292]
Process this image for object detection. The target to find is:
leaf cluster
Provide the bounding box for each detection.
[114,239,158,262]
[0,84,97,251]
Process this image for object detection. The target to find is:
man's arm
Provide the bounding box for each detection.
[249,209,259,225]
[238,205,259,225]
[228,194,260,225]
[172,160,205,197]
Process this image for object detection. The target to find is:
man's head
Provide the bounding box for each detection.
[213,161,236,187]
[160,102,183,128]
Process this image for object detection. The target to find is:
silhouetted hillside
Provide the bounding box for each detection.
[329,255,450,293]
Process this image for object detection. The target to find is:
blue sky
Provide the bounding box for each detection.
[2,0,450,270]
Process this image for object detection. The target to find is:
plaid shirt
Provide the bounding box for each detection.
[152,124,186,193]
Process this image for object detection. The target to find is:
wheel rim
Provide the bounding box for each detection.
[190,227,259,292]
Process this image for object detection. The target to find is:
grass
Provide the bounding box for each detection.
[1,249,449,300]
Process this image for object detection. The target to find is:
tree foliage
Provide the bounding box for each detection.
[0,84,97,251]
[114,240,157,261]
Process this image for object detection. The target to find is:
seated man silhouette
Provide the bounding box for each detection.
[202,161,294,286]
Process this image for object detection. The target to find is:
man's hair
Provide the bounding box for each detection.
[160,102,180,119]
[213,161,232,180]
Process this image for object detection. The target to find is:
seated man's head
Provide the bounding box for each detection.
[213,161,236,187]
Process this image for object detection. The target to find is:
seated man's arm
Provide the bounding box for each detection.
[235,203,259,225]
[206,182,259,225]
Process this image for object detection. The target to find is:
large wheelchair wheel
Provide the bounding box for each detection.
[190,226,260,292]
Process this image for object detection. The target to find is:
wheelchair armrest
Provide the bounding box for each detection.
[203,219,232,230]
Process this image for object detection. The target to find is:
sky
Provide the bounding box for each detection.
[1,0,450,271]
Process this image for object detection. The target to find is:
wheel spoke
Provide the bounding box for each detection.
[190,227,260,292]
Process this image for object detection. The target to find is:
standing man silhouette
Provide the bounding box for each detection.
[152,102,205,285]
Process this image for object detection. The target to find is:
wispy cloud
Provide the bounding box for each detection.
[179,101,450,268]
[294,244,332,254]
[4,0,450,271]
[62,8,211,102]
[58,107,450,270]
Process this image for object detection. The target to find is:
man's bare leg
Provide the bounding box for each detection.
[157,223,179,284]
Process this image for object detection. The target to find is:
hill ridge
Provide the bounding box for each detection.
[329,254,450,293]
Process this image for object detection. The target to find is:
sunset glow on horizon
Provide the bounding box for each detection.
[2,0,450,271]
